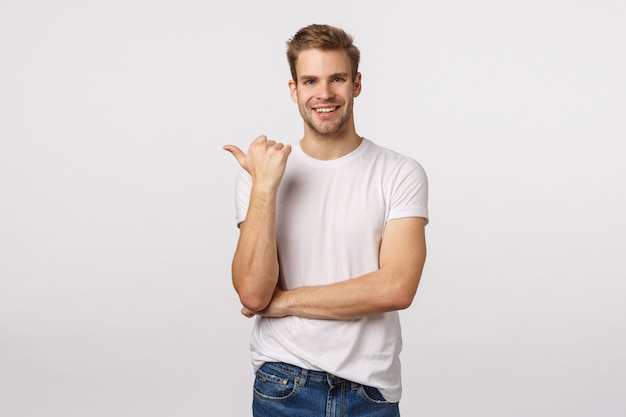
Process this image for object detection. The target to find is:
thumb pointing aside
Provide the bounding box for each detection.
[223,144,246,167]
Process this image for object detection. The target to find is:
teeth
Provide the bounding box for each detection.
[316,107,335,113]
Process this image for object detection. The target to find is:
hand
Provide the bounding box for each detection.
[224,135,292,190]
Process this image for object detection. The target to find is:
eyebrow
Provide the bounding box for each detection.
[300,72,350,81]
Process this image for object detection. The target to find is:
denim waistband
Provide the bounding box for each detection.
[262,362,357,387]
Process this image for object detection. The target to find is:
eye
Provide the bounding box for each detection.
[303,79,314,85]
[333,77,346,83]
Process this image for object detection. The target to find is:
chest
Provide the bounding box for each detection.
[275,167,388,250]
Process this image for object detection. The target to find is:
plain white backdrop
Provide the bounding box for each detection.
[1,1,625,416]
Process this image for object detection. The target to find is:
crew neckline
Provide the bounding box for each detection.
[294,137,370,167]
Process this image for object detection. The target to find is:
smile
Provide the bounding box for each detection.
[315,107,336,114]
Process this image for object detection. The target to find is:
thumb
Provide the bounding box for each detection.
[223,144,246,165]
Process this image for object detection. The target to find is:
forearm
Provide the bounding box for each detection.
[265,268,422,320]
[251,217,427,320]
[284,272,399,320]
[232,187,280,312]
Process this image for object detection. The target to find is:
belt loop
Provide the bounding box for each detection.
[297,368,308,387]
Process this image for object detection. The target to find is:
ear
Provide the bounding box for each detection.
[353,72,362,98]
[288,79,298,102]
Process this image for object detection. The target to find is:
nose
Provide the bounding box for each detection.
[316,81,334,100]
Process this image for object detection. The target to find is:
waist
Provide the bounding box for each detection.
[262,361,355,386]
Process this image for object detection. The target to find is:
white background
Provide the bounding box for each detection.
[1,1,625,416]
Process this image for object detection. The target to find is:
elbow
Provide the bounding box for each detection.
[238,291,271,313]
[233,273,274,312]
[387,276,420,311]
[390,291,415,311]
[387,260,424,311]
[231,258,279,312]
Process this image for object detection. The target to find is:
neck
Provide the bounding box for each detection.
[300,122,362,160]
[300,133,362,161]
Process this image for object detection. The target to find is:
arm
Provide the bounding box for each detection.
[223,136,292,312]
[242,216,427,320]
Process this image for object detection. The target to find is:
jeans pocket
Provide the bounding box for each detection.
[253,364,298,402]
[358,384,394,405]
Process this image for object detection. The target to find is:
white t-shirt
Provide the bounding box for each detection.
[234,138,429,402]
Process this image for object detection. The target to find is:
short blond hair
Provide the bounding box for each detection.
[286,24,360,82]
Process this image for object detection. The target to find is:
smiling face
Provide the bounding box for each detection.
[289,49,362,140]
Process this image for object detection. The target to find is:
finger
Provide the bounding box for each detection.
[272,143,291,153]
[223,145,246,165]
[253,135,268,144]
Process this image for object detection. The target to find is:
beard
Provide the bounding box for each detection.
[298,99,354,139]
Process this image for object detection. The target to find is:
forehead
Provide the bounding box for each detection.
[295,49,352,78]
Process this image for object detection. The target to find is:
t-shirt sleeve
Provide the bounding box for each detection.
[387,158,429,224]
[234,169,252,226]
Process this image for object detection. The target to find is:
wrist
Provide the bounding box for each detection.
[251,182,279,196]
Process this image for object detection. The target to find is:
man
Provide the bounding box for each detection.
[224,23,428,417]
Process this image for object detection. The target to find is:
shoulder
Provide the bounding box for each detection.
[363,139,427,175]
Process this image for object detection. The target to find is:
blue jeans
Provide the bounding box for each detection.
[252,362,400,417]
